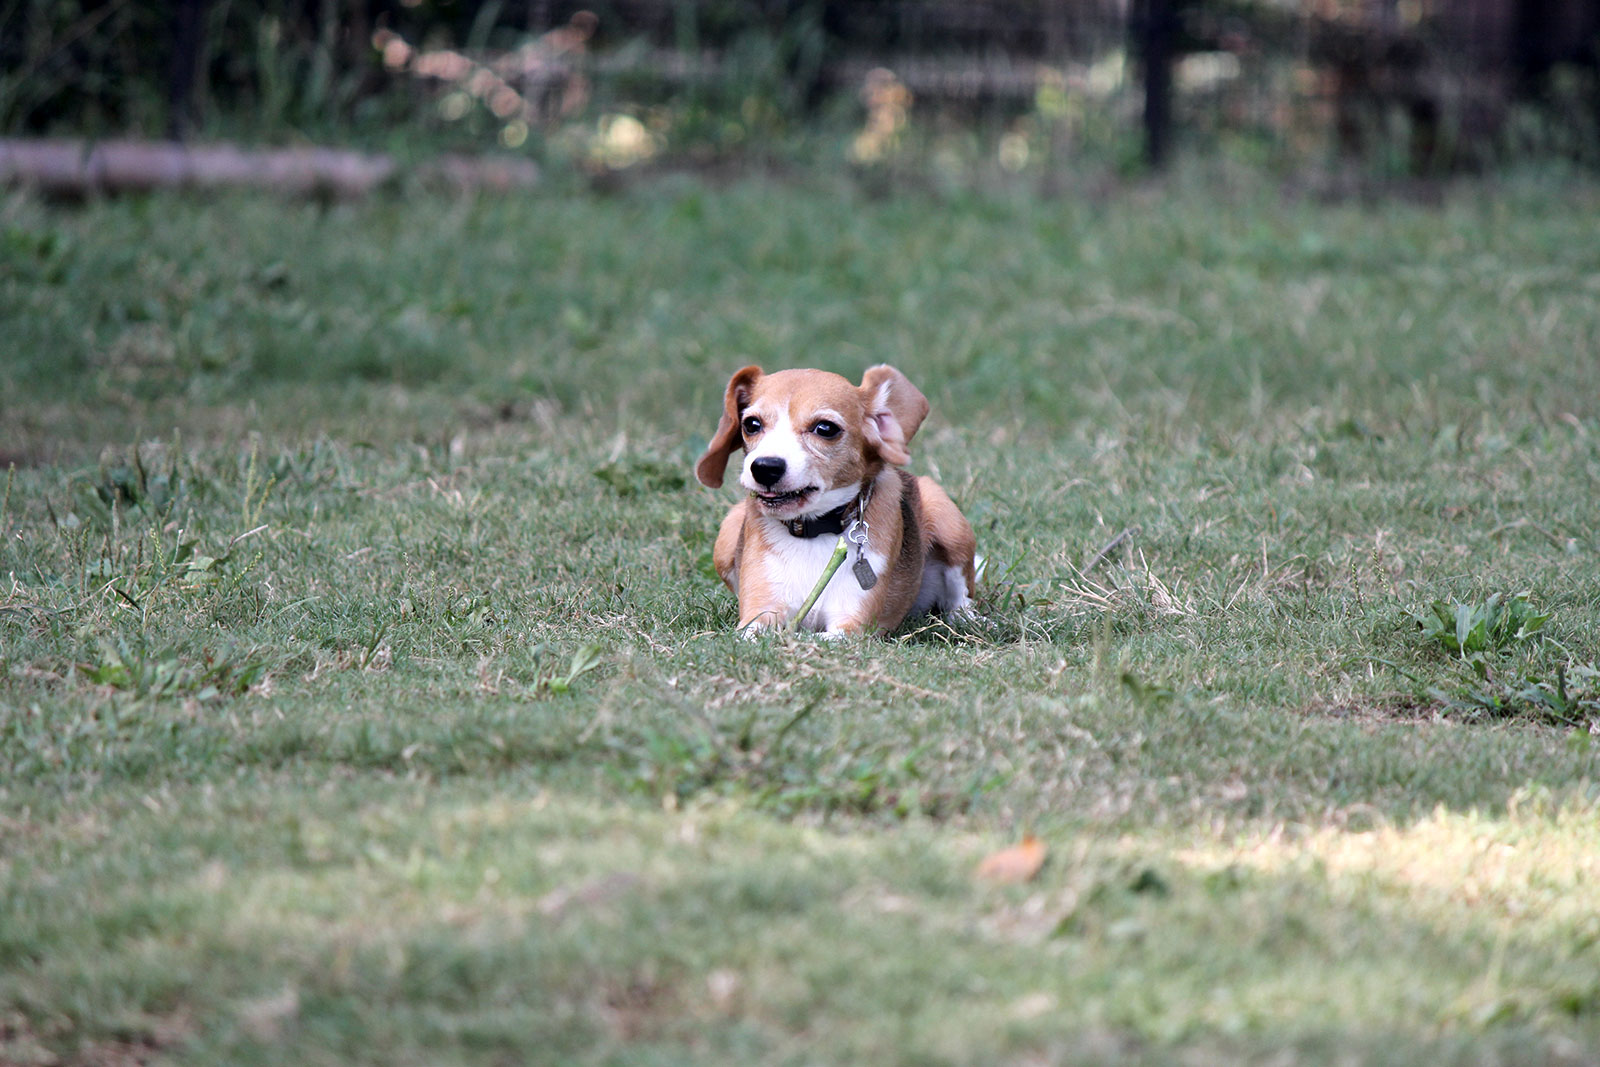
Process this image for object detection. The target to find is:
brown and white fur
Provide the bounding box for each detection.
[695,364,976,636]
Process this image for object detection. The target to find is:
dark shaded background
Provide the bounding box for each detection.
[2,0,1597,171]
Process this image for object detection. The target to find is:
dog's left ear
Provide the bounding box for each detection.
[858,364,930,467]
[695,365,763,488]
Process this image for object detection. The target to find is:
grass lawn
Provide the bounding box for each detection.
[3,169,1600,1065]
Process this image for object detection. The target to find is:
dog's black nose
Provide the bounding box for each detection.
[750,457,786,487]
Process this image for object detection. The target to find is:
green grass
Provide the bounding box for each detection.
[4,169,1600,1065]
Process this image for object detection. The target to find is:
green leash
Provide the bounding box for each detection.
[784,533,849,633]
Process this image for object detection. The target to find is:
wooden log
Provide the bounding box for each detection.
[0,139,539,197]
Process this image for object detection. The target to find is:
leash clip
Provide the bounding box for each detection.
[847,481,878,589]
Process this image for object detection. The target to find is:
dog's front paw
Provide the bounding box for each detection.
[736,609,788,638]
[817,617,869,640]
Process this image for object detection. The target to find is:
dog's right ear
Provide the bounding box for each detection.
[695,365,763,488]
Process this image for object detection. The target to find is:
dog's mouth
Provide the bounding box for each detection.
[754,487,817,510]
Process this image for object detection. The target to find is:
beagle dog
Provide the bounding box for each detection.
[695,364,976,635]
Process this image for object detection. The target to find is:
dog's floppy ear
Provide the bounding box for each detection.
[858,364,929,467]
[695,365,763,488]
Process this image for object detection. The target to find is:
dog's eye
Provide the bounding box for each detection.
[812,420,841,439]
[741,416,763,436]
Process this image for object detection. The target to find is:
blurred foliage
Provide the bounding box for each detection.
[0,0,835,140]
[3,0,375,135]
[0,0,1595,173]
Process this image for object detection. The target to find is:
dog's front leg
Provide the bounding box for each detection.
[819,609,875,639]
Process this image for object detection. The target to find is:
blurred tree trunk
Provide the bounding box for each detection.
[167,0,211,139]
[1137,0,1177,169]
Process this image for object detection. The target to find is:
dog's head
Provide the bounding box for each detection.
[694,365,930,519]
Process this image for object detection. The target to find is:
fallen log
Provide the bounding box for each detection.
[0,139,539,197]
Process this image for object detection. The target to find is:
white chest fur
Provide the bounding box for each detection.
[754,526,888,633]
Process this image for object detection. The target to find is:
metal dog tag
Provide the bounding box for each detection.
[852,552,878,590]
[845,517,876,590]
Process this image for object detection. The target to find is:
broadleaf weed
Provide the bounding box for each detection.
[1407,593,1593,726]
[1410,593,1548,658]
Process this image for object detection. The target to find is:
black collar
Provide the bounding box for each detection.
[783,498,858,539]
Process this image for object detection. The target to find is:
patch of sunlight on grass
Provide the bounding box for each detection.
[1178,787,1600,922]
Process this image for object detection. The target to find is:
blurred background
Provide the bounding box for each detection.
[2,0,1598,184]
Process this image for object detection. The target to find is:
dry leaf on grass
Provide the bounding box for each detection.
[975,835,1048,884]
